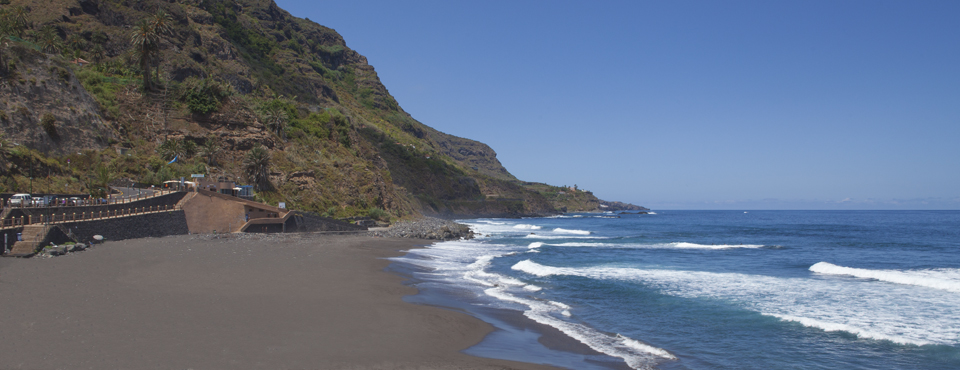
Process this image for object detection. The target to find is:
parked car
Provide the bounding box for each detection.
[10,193,33,206]
[68,197,83,206]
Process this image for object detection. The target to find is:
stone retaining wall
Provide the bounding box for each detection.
[58,211,189,244]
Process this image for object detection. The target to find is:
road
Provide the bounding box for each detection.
[112,187,158,202]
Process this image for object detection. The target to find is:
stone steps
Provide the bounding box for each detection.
[6,224,50,257]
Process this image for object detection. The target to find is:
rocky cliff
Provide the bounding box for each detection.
[0,0,641,218]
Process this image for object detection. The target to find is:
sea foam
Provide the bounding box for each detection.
[553,228,592,235]
[810,262,960,293]
[512,260,960,346]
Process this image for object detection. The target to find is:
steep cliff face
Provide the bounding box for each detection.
[0,0,628,218]
[0,44,115,154]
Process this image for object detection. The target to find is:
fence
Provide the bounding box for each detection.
[0,204,180,228]
[6,189,175,208]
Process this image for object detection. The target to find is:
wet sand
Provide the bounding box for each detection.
[0,233,560,370]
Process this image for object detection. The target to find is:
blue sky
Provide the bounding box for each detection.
[275,0,960,210]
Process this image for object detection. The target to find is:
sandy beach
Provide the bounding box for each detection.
[0,233,560,370]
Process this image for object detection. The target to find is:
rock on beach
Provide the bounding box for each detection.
[370,217,474,240]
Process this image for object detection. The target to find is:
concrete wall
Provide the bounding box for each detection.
[181,192,247,233]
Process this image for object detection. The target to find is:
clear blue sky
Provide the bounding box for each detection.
[275,0,960,210]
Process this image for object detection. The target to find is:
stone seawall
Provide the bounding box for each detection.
[290,213,367,233]
[58,211,190,244]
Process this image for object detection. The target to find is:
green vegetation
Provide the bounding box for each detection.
[178,77,230,114]
[244,145,271,191]
[39,113,56,138]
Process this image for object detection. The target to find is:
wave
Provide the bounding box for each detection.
[513,224,542,230]
[810,262,960,293]
[512,260,960,346]
[553,228,592,235]
[538,242,765,250]
[392,240,674,369]
[523,234,607,240]
[484,286,675,369]
[647,212,657,215]
[769,314,929,346]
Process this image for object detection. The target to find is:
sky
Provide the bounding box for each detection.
[274,0,960,210]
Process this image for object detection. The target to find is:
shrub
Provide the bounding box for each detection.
[40,113,57,138]
[179,77,231,114]
[367,207,388,221]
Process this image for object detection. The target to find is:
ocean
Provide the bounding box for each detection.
[389,211,960,370]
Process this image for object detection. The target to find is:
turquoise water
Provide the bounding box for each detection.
[391,211,960,369]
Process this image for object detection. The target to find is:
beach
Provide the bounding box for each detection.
[0,233,560,370]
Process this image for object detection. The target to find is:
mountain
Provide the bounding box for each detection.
[0,0,644,219]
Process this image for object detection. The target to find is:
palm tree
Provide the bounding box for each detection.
[243,145,272,191]
[67,33,85,52]
[262,106,288,140]
[130,19,158,90]
[90,44,105,64]
[87,164,115,199]
[158,139,195,161]
[198,136,221,166]
[10,6,27,38]
[149,10,172,82]
[37,25,62,54]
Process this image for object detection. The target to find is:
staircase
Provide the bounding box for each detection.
[6,224,50,257]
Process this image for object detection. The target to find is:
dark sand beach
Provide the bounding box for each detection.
[0,233,560,370]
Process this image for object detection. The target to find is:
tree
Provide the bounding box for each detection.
[37,25,63,54]
[149,10,172,82]
[130,19,158,90]
[157,139,195,161]
[10,6,27,37]
[198,136,221,166]
[243,145,271,191]
[86,164,115,199]
[262,105,288,140]
[90,44,105,64]
[67,33,85,52]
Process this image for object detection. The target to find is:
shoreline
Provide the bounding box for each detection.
[0,233,562,369]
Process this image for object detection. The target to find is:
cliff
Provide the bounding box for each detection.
[0,0,641,218]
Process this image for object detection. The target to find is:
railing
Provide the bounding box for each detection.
[5,189,176,208]
[0,204,180,228]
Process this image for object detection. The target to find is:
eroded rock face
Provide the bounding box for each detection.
[0,47,115,154]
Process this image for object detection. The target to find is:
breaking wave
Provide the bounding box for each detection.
[810,262,960,293]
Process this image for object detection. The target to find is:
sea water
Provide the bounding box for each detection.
[389,211,960,370]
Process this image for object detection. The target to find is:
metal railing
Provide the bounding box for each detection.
[6,189,176,209]
[0,204,181,229]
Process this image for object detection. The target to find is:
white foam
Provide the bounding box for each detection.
[523,285,542,292]
[647,212,657,215]
[553,228,592,235]
[670,242,764,250]
[768,314,930,346]
[810,262,960,293]
[523,234,605,240]
[513,224,542,230]
[541,242,764,250]
[617,334,677,360]
[484,286,674,369]
[528,242,544,250]
[511,260,960,346]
